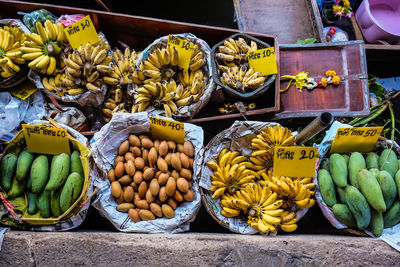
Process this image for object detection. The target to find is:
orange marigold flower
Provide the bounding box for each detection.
[325,70,336,77]
[332,75,340,85]
[321,78,328,87]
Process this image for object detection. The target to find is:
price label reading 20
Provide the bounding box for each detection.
[273,146,318,178]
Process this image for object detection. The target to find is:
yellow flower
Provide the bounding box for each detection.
[325,70,336,77]
[332,76,340,85]
[343,0,350,8]
[333,5,342,13]
[321,78,328,87]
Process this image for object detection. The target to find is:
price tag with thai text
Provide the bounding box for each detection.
[150,116,185,144]
[22,124,70,155]
[273,146,318,177]
[330,126,383,154]
[247,47,278,76]
[167,34,194,70]
[64,15,100,49]
[11,82,37,100]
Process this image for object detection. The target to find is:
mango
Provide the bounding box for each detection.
[357,169,386,212]
[345,185,371,230]
[31,155,49,194]
[366,152,379,169]
[37,190,51,218]
[27,192,38,215]
[395,170,400,199]
[0,153,17,191]
[342,154,350,165]
[46,153,70,191]
[332,203,357,228]
[375,170,397,210]
[329,153,348,187]
[7,176,26,198]
[15,150,34,181]
[320,159,329,172]
[59,172,83,213]
[383,201,400,228]
[50,189,62,217]
[370,209,384,237]
[379,149,398,178]
[70,150,84,180]
[348,152,366,188]
[318,169,336,207]
[336,186,347,204]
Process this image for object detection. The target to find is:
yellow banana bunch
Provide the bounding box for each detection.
[21,20,68,75]
[206,148,255,199]
[42,73,72,97]
[0,25,26,79]
[216,37,256,66]
[251,125,296,157]
[279,210,298,232]
[177,68,207,103]
[102,88,133,122]
[61,40,111,95]
[106,47,139,87]
[220,63,265,92]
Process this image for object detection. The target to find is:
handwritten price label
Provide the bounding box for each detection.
[167,34,194,70]
[22,124,70,155]
[150,116,185,144]
[64,15,100,49]
[11,81,37,100]
[330,126,383,154]
[273,146,318,177]
[247,47,278,76]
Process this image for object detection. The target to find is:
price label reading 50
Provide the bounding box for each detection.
[150,116,185,143]
[330,126,383,153]
[273,146,318,178]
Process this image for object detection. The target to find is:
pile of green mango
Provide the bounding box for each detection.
[0,149,84,219]
[318,148,400,237]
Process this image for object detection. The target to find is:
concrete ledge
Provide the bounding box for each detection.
[1,232,399,266]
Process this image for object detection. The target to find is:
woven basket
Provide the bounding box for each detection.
[210,33,276,100]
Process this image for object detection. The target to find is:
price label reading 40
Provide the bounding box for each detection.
[330,126,384,154]
[247,47,278,76]
[22,124,70,155]
[167,34,194,70]
[150,116,185,144]
[273,146,318,178]
[64,15,101,49]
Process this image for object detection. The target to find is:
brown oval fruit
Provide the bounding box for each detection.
[171,153,182,171]
[139,134,150,140]
[132,146,142,157]
[115,161,125,178]
[173,190,184,202]
[131,182,138,191]
[134,157,145,170]
[123,186,135,202]
[171,170,180,179]
[138,181,147,198]
[177,178,189,193]
[150,179,160,196]
[136,200,150,210]
[117,203,134,212]
[128,208,141,222]
[118,175,132,185]
[177,143,184,153]
[143,168,155,181]
[158,172,169,185]
[139,209,155,220]
[148,147,158,167]
[166,177,176,197]
[141,138,154,149]
[165,153,172,166]
[183,141,194,157]
[114,155,124,166]
[155,171,162,179]
[108,169,116,182]
[167,141,176,151]
[133,171,143,184]
[129,146,134,153]
[189,158,194,168]
[150,203,163,217]
[117,194,124,204]
[167,198,178,210]
[119,140,130,155]
[142,149,149,165]
[134,192,141,206]
[145,189,155,203]
[111,181,122,198]
[180,168,192,180]
[179,153,190,169]
[183,190,194,202]
[129,134,141,147]
[124,152,135,162]
[157,158,169,172]
[158,141,169,157]
[162,204,175,218]
[159,186,168,202]
[154,140,160,151]
[125,160,136,177]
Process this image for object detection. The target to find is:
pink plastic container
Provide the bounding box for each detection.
[355,0,400,44]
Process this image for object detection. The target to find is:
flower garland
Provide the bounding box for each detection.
[280,70,341,93]
[333,0,353,18]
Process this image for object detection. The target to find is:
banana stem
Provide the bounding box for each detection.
[348,102,385,125]
[389,102,395,141]
[248,209,256,217]
[352,103,388,127]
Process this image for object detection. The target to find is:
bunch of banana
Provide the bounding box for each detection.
[206,149,256,198]
[220,64,265,92]
[0,25,26,79]
[216,37,257,67]
[106,47,139,88]
[21,20,68,75]
[42,73,81,97]
[102,87,133,122]
[177,68,207,103]
[61,40,112,95]
[279,210,298,232]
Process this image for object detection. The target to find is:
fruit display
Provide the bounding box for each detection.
[0,24,26,79]
[108,134,195,222]
[318,148,400,236]
[214,36,266,93]
[204,124,316,234]
[21,20,68,75]
[0,149,85,218]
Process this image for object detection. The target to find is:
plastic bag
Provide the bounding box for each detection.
[56,14,86,27]
[18,9,57,33]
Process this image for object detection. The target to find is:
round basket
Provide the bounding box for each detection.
[210,33,276,100]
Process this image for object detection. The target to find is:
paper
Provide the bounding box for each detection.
[167,34,194,70]
[273,146,318,177]
[64,15,100,49]
[10,81,37,100]
[247,47,278,76]
[150,116,185,144]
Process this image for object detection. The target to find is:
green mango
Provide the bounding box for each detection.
[375,170,397,210]
[379,149,398,178]
[329,153,348,187]
[345,185,371,230]
[332,203,357,228]
[0,153,17,191]
[357,169,386,212]
[15,150,34,182]
[366,152,379,169]
[348,152,366,188]
[318,169,336,207]
[370,209,384,237]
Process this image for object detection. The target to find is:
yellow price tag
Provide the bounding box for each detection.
[150,116,185,144]
[247,47,278,76]
[330,127,383,154]
[22,124,70,155]
[64,15,101,49]
[11,81,37,100]
[167,34,194,70]
[273,146,318,178]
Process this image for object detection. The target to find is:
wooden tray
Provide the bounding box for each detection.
[233,0,325,44]
[274,40,370,119]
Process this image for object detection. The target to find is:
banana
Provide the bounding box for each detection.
[86,82,102,93]
[93,49,107,65]
[46,57,56,75]
[67,88,85,95]
[215,53,234,62]
[44,20,56,40]
[170,46,179,66]
[36,21,48,42]
[189,58,204,72]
